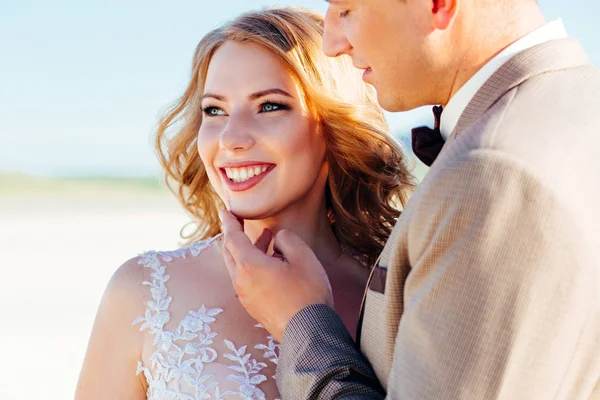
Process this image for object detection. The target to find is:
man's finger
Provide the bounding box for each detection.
[273,229,318,265]
[254,229,273,254]
[219,209,244,234]
[221,242,237,278]
[219,209,256,259]
[219,209,277,267]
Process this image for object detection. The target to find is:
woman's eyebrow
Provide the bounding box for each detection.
[248,88,294,100]
[201,88,294,102]
[201,93,225,101]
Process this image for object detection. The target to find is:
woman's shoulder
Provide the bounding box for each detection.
[136,233,223,268]
[109,234,224,303]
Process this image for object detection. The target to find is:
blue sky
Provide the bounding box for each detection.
[1,0,598,177]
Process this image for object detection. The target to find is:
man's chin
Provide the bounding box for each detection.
[376,91,423,113]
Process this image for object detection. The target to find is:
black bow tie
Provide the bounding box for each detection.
[411,105,445,166]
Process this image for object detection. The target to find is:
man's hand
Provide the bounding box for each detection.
[219,209,334,341]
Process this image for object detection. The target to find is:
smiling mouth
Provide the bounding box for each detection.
[218,163,276,192]
[222,164,272,183]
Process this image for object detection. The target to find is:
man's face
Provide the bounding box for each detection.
[323,0,439,111]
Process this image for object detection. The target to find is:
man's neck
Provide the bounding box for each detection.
[445,3,546,104]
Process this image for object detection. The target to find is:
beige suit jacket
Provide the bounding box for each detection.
[277,39,600,399]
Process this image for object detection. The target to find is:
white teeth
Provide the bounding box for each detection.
[224,165,271,183]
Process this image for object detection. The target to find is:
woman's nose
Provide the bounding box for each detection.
[219,119,256,152]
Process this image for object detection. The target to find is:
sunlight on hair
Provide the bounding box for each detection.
[155,7,415,265]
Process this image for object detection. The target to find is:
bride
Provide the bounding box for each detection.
[76,7,414,399]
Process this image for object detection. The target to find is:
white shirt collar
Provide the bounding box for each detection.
[439,19,568,139]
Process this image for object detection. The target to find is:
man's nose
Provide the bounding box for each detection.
[219,117,256,152]
[322,12,352,57]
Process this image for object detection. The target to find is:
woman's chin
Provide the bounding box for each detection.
[227,205,275,221]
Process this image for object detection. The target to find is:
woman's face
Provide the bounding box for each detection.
[198,41,328,220]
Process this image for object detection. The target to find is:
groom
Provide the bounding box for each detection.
[220,0,600,398]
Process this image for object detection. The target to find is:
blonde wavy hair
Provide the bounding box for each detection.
[155,7,415,265]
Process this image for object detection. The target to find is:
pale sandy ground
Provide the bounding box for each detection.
[0,194,189,399]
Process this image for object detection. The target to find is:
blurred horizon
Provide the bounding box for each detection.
[2,0,599,178]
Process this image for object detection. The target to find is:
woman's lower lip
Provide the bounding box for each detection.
[221,166,274,192]
[362,68,372,82]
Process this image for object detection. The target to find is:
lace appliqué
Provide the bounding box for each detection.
[254,324,280,380]
[133,236,279,400]
[223,339,268,399]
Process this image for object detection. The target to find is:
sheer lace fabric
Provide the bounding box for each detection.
[133,235,281,400]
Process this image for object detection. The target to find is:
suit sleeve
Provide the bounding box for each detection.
[276,303,385,399]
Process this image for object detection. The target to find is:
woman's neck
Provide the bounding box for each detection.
[242,207,342,269]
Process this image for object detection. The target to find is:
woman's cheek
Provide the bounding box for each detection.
[272,117,313,151]
[196,129,220,189]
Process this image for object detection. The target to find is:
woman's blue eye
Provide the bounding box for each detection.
[202,107,225,116]
[261,103,281,113]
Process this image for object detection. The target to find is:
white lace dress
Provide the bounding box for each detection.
[132,235,281,400]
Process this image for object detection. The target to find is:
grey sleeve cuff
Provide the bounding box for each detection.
[276,304,385,400]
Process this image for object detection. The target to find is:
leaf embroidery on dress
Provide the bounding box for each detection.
[223,339,268,399]
[254,324,280,367]
[132,235,280,399]
[253,325,281,400]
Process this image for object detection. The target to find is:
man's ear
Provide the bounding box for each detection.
[431,0,459,30]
